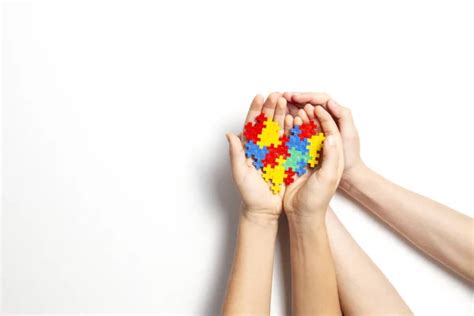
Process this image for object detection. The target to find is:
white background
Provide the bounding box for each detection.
[2,0,474,314]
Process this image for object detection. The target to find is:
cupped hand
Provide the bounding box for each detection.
[283,92,365,182]
[283,105,344,220]
[226,93,290,222]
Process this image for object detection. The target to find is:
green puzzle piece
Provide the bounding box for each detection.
[284,148,309,170]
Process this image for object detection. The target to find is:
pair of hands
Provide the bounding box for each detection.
[226,92,364,225]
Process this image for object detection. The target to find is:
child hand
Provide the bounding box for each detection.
[227,93,289,224]
[283,105,344,222]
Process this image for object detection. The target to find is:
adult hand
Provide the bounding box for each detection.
[283,92,365,184]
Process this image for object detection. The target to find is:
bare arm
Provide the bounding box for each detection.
[326,208,412,315]
[283,106,344,315]
[340,164,474,282]
[285,92,474,282]
[222,212,278,315]
[222,94,288,314]
[288,214,340,315]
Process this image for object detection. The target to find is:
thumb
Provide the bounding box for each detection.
[327,99,358,136]
[226,132,246,175]
[313,134,341,185]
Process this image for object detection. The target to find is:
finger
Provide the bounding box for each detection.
[304,104,316,121]
[282,92,293,102]
[298,109,310,124]
[284,114,293,136]
[274,97,287,135]
[315,106,339,137]
[261,92,281,119]
[284,92,306,115]
[292,92,331,107]
[288,103,300,116]
[226,132,246,175]
[294,116,303,126]
[326,99,358,134]
[314,106,344,176]
[244,94,265,124]
[313,133,340,185]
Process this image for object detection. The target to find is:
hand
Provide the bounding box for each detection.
[283,92,365,184]
[226,93,289,224]
[283,105,344,221]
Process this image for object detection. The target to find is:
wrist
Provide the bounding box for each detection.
[240,207,280,230]
[286,211,327,235]
[340,161,370,192]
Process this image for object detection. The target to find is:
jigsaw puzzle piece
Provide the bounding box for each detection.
[263,155,286,194]
[245,140,268,170]
[284,167,296,185]
[295,159,307,176]
[288,131,309,154]
[244,114,266,143]
[257,118,281,148]
[307,132,325,168]
[299,120,318,140]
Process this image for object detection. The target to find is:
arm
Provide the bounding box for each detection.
[222,212,278,315]
[287,213,340,315]
[283,106,343,315]
[340,163,474,282]
[222,93,288,314]
[326,208,412,315]
[285,92,474,282]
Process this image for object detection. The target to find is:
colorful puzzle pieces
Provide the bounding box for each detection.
[244,113,325,194]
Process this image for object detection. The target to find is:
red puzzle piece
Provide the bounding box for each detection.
[244,113,267,142]
[299,120,318,140]
[284,168,296,185]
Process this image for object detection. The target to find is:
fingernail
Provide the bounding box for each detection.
[325,135,335,147]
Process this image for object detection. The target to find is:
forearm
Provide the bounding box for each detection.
[341,164,474,281]
[326,208,412,315]
[222,210,278,315]
[288,213,341,316]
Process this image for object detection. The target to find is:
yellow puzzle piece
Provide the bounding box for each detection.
[307,132,326,168]
[257,118,281,148]
[262,155,286,193]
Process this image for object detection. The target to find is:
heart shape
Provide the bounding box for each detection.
[244,113,325,194]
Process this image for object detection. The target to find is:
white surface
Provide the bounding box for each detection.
[2,0,474,314]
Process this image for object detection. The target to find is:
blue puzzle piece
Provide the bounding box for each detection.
[290,126,301,136]
[253,160,264,169]
[245,141,268,170]
[295,159,307,176]
[288,134,309,154]
[288,126,309,153]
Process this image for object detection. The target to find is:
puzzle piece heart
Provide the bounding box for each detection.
[244,113,325,194]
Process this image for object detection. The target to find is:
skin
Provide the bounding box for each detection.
[222,93,344,315]
[285,92,474,283]
[222,93,285,315]
[326,208,412,315]
[282,106,344,316]
[287,100,412,315]
[294,102,412,315]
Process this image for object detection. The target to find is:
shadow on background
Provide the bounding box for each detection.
[201,135,240,315]
[202,134,292,315]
